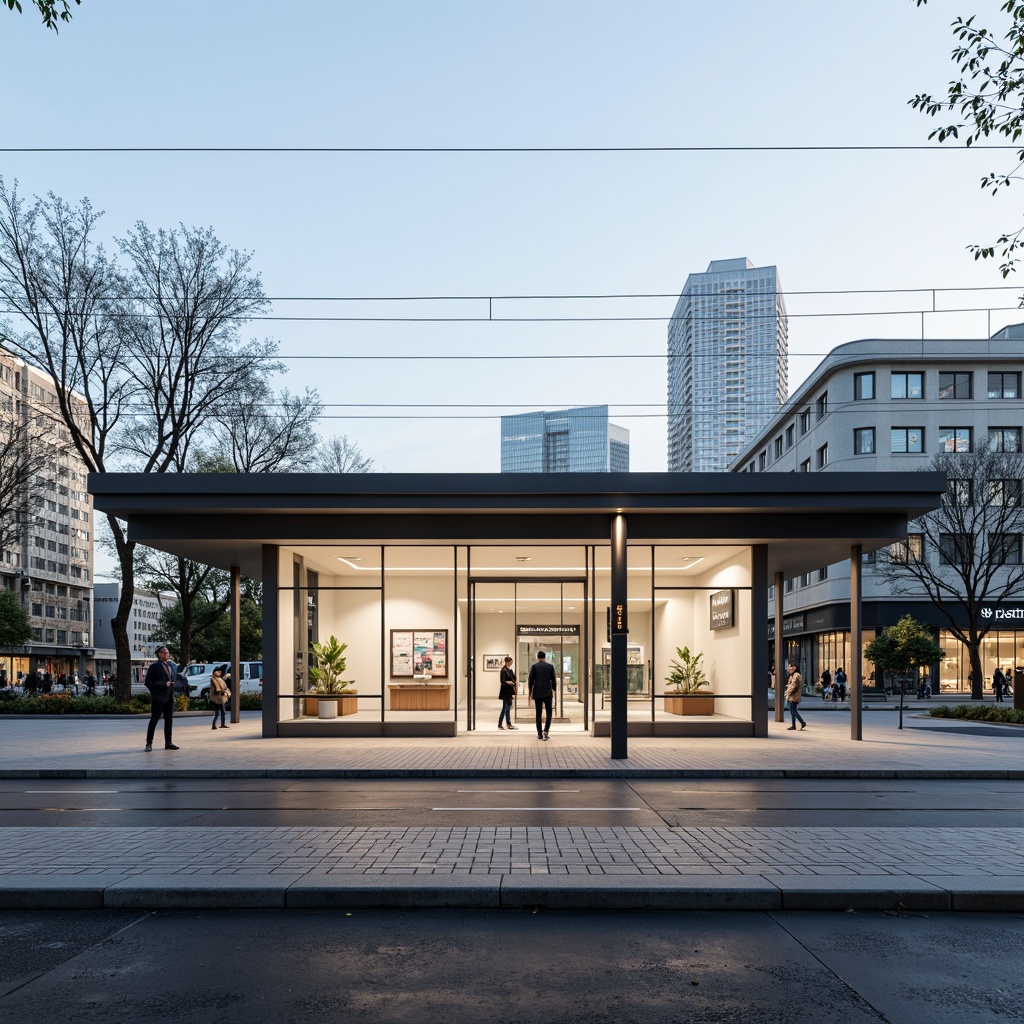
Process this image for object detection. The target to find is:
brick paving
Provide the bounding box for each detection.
[1,709,1022,909]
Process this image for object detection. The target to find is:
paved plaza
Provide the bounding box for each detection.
[1,707,1022,911]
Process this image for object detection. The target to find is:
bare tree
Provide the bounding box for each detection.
[0,410,49,557]
[0,178,282,700]
[315,434,375,474]
[210,384,323,473]
[875,445,1024,699]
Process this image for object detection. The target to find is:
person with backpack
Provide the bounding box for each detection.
[834,666,847,702]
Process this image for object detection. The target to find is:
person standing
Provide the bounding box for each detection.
[993,666,1006,703]
[209,666,231,730]
[785,662,806,731]
[528,650,556,740]
[834,666,847,703]
[144,645,180,751]
[498,656,518,730]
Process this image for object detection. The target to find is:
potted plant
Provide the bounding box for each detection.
[664,646,714,716]
[308,635,357,718]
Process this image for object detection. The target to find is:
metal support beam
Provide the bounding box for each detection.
[850,544,863,741]
[610,514,628,760]
[774,571,786,723]
[261,546,279,738]
[751,545,769,737]
[230,564,241,725]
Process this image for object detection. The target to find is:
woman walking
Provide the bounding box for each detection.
[785,663,806,731]
[209,667,231,730]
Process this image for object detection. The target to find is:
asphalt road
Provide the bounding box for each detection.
[2,907,1023,1024]
[1,778,1022,828]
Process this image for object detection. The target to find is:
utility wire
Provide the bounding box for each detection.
[2,144,1021,153]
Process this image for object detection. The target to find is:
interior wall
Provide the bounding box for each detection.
[315,586,383,699]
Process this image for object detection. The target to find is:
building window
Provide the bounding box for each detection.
[785,424,795,448]
[938,427,972,453]
[939,533,972,564]
[989,533,1022,564]
[818,567,828,581]
[816,443,829,469]
[862,550,876,565]
[816,392,828,420]
[45,628,54,643]
[989,427,1022,453]
[988,371,1021,399]
[890,534,924,563]
[947,479,973,505]
[799,458,811,473]
[774,436,783,459]
[56,630,67,644]
[854,428,875,455]
[938,371,972,399]
[30,602,42,616]
[891,427,924,453]
[990,479,1022,506]
[853,372,875,401]
[799,409,811,435]
[891,372,924,399]
[759,451,767,471]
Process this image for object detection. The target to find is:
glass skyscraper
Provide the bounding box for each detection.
[667,258,788,472]
[501,405,630,472]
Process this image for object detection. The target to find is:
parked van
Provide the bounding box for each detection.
[183,661,263,699]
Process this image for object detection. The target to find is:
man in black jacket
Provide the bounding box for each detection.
[528,650,557,740]
[144,645,180,751]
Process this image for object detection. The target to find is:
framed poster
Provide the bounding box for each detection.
[483,654,507,672]
[390,629,448,678]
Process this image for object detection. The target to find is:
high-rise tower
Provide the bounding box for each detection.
[667,258,788,472]
[500,405,629,472]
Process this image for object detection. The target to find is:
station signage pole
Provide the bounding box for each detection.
[610,513,628,759]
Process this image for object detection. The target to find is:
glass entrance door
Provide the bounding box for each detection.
[469,578,587,732]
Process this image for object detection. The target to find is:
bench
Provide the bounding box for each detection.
[860,691,888,704]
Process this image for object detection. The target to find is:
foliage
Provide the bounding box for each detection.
[309,635,355,693]
[929,703,1024,723]
[875,447,1024,697]
[154,590,262,663]
[0,589,32,647]
[664,646,710,693]
[0,691,262,714]
[3,0,80,31]
[864,615,944,681]
[911,0,1024,274]
[315,435,376,474]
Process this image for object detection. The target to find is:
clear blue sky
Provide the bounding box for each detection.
[3,0,1019,474]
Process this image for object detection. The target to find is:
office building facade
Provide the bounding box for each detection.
[668,258,788,472]
[732,333,1024,693]
[501,405,629,473]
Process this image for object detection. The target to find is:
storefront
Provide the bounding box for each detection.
[89,472,945,751]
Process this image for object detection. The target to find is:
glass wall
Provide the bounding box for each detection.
[938,629,1024,692]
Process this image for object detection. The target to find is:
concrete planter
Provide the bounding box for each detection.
[665,693,715,716]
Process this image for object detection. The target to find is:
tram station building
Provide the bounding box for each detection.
[89,472,944,753]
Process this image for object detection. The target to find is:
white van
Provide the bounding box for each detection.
[183,661,263,699]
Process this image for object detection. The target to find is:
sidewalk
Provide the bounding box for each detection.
[1,711,1023,912]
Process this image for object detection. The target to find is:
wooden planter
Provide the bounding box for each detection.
[665,693,715,716]
[304,694,358,718]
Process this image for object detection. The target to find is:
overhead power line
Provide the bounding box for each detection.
[2,144,1022,154]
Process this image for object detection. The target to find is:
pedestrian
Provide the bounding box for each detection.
[209,666,231,730]
[528,650,557,741]
[498,656,518,730]
[834,666,847,702]
[993,666,1005,703]
[785,662,807,731]
[84,671,96,696]
[143,645,180,751]
[820,666,832,700]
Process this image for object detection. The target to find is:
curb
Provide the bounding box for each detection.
[3,874,1024,913]
[2,768,1024,780]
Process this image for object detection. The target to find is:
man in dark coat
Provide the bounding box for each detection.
[144,645,180,751]
[528,650,557,741]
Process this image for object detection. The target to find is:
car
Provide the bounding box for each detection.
[130,670,193,697]
[185,661,263,699]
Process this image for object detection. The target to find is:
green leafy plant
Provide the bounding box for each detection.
[309,635,356,694]
[665,646,710,693]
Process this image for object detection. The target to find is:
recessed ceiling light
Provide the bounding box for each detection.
[515,556,532,562]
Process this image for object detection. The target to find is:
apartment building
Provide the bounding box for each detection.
[731,333,1024,692]
[501,405,629,472]
[0,346,94,682]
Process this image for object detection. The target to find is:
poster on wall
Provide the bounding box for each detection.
[709,589,735,630]
[483,655,508,672]
[391,629,448,678]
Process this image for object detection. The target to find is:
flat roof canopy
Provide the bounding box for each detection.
[89,471,946,580]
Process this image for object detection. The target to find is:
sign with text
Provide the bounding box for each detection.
[709,589,735,630]
[516,624,581,636]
